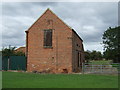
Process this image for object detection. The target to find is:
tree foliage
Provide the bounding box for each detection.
[2,46,25,57]
[85,50,103,62]
[90,51,102,60]
[85,50,91,61]
[2,46,16,57]
[102,26,120,63]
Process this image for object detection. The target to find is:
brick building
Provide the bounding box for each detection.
[15,47,26,54]
[25,8,85,73]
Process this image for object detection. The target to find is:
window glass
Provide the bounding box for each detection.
[44,29,52,47]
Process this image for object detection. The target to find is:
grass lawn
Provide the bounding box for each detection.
[2,71,118,88]
[0,71,2,89]
[89,60,112,65]
[89,60,120,69]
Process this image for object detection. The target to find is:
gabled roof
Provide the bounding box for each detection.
[25,8,72,32]
[15,47,26,53]
[72,29,83,42]
[25,8,83,41]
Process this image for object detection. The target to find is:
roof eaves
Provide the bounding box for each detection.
[72,29,83,42]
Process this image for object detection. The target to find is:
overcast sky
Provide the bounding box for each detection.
[1,2,118,52]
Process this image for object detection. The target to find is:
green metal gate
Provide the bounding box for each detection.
[2,56,8,71]
[2,56,26,71]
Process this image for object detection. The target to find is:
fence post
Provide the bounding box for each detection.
[8,58,10,70]
[92,64,94,73]
[101,64,102,73]
[82,63,84,74]
[118,63,120,74]
[111,64,112,73]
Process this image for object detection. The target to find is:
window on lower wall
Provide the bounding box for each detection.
[44,29,52,48]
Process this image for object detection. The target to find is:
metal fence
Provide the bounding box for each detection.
[0,56,2,70]
[2,56,27,71]
[82,63,120,74]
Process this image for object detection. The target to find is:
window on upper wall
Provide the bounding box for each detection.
[44,29,52,48]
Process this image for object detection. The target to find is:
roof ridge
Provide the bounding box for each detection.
[26,8,50,32]
[26,8,73,32]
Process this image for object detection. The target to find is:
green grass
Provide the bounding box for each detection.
[89,60,120,69]
[89,60,112,65]
[2,71,118,88]
[111,63,120,68]
[0,71,2,89]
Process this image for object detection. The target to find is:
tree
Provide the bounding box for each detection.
[2,45,25,57]
[2,45,16,57]
[14,51,25,56]
[84,50,91,63]
[85,50,103,62]
[102,26,120,63]
[90,50,102,60]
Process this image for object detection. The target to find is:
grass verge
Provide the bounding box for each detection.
[2,71,118,88]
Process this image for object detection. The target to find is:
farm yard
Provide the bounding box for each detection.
[2,71,118,88]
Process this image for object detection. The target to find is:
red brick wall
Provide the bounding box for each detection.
[72,31,85,72]
[26,9,73,73]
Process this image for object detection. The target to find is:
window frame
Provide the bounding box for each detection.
[43,29,53,48]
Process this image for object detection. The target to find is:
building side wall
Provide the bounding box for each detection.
[27,10,73,73]
[72,32,85,72]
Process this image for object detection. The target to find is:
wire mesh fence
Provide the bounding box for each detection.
[82,63,120,74]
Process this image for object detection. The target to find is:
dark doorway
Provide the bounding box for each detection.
[77,51,81,67]
[77,51,79,67]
